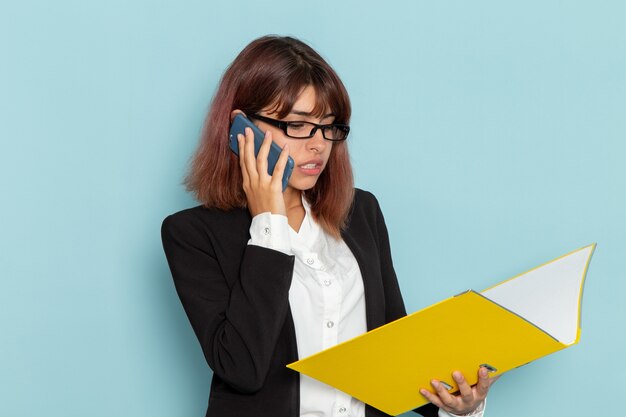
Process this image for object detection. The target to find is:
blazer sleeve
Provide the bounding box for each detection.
[371,195,440,417]
[161,212,295,394]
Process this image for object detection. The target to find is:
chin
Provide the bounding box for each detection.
[288,177,320,191]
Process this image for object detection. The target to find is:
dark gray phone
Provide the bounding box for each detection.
[229,114,294,191]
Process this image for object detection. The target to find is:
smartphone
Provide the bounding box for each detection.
[229,113,294,191]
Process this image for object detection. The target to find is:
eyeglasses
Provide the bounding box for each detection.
[249,114,350,141]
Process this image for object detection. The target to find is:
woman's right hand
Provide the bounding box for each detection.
[237,126,291,217]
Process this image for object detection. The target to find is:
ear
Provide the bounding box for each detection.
[230,109,246,122]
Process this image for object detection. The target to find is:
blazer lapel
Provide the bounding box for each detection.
[342,225,386,332]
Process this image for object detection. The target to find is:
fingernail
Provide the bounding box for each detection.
[420,389,428,396]
[431,380,439,388]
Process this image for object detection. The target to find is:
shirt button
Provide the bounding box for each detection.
[306,258,314,265]
[263,227,271,236]
[323,279,331,286]
[326,321,334,328]
[339,407,347,413]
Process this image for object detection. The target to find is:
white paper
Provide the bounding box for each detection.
[481,245,594,345]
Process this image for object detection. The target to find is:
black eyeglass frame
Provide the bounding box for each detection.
[249,113,350,141]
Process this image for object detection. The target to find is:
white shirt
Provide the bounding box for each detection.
[248,196,485,417]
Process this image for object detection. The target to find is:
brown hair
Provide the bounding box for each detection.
[185,35,354,238]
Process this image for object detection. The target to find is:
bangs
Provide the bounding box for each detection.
[268,68,348,123]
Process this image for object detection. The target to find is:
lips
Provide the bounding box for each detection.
[297,159,324,175]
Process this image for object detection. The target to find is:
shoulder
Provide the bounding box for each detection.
[350,188,383,218]
[343,188,386,236]
[161,205,251,245]
[161,205,209,238]
[353,188,379,206]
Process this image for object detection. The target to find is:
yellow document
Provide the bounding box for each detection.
[287,244,596,416]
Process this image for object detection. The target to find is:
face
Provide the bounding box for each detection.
[254,85,334,192]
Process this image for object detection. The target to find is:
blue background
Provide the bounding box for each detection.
[1,1,624,416]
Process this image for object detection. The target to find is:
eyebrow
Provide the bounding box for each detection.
[289,110,335,118]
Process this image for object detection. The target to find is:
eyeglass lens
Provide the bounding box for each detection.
[286,122,347,140]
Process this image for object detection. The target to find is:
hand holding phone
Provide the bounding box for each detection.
[229,114,294,191]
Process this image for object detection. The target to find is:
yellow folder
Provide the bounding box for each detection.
[287,244,596,416]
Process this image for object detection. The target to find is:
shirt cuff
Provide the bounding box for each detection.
[248,212,292,255]
[438,399,486,417]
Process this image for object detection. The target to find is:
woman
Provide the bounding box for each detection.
[161,35,494,417]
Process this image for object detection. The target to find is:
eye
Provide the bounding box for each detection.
[287,122,307,131]
[288,122,311,135]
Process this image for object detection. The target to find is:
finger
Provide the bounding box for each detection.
[256,130,273,178]
[430,379,458,410]
[243,127,259,181]
[270,142,290,189]
[419,388,444,409]
[490,374,502,385]
[474,367,491,398]
[452,371,474,404]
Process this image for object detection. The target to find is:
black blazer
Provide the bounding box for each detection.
[161,189,438,417]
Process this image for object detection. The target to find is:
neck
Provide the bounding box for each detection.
[283,186,303,210]
[283,186,306,233]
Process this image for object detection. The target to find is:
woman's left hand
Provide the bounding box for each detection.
[419,367,499,415]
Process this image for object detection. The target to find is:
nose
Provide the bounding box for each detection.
[306,127,327,153]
